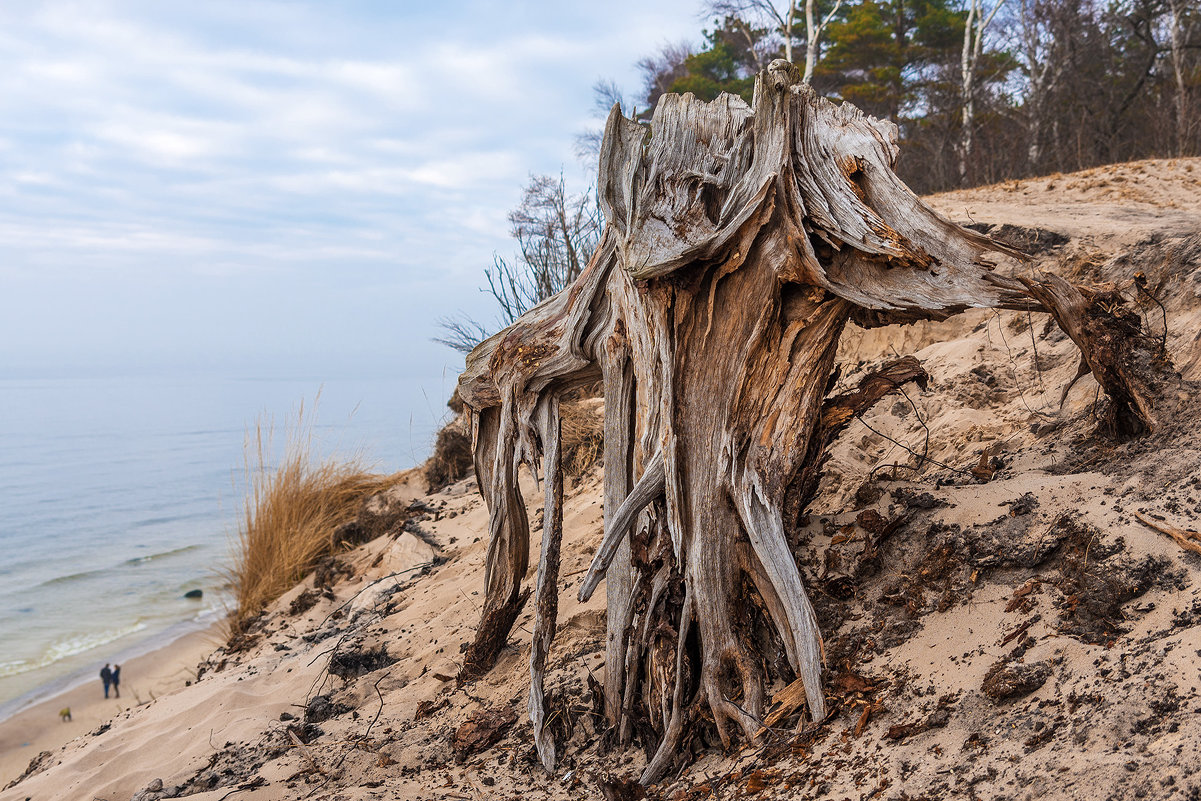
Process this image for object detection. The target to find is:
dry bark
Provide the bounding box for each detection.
[452,60,1175,783]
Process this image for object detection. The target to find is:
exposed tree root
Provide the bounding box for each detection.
[452,60,1179,782]
[1019,273,1180,437]
[1134,512,1201,556]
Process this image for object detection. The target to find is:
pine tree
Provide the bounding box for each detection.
[665,17,766,105]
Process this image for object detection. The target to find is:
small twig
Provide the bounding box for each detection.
[1133,277,1169,355]
[723,695,767,733]
[1026,307,1049,395]
[316,562,434,630]
[304,627,358,706]
[1001,614,1041,645]
[458,683,489,706]
[893,382,931,469]
[991,310,1054,418]
[868,462,923,479]
[364,675,387,740]
[306,642,344,668]
[288,729,326,776]
[856,417,973,478]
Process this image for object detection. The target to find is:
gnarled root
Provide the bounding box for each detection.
[1020,274,1179,437]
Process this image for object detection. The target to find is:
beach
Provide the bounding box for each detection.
[0,374,439,774]
[0,623,222,786]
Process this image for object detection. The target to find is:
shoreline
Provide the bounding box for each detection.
[0,617,223,786]
[0,610,224,725]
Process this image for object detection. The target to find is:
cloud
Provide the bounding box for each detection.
[0,0,703,382]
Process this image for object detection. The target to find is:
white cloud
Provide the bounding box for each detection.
[94,121,222,161]
[0,0,703,379]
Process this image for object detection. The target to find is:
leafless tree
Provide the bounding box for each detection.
[706,1,797,60]
[801,0,845,83]
[636,41,695,107]
[575,79,633,160]
[1166,0,1196,155]
[1016,0,1074,170]
[435,174,603,353]
[433,315,491,355]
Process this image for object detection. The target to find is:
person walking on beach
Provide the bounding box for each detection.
[100,663,112,698]
[111,664,121,698]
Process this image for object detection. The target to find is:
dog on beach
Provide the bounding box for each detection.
[59,707,71,722]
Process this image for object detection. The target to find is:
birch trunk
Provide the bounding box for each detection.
[454,60,1176,784]
[802,0,844,85]
[1167,0,1190,156]
[959,0,1004,184]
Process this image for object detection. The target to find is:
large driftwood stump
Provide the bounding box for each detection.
[454,61,1174,783]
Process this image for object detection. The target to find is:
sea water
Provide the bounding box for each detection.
[0,373,452,716]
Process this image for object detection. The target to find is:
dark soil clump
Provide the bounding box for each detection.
[329,644,396,680]
[288,589,322,616]
[305,693,352,724]
[425,417,473,492]
[982,659,1053,701]
[1051,517,1184,644]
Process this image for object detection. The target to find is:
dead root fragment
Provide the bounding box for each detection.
[1134,512,1201,556]
[757,676,810,735]
[884,696,953,740]
[1019,274,1179,437]
[981,661,1052,702]
[458,588,530,682]
[452,707,518,762]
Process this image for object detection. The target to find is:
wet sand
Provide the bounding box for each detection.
[0,625,220,786]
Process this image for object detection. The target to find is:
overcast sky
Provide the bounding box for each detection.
[0,1,704,394]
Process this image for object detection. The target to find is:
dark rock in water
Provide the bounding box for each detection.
[184,589,203,599]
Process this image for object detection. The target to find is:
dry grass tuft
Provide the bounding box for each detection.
[229,411,402,637]
[561,396,604,477]
[425,415,473,492]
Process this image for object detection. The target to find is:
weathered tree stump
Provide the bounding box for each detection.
[453,60,1174,783]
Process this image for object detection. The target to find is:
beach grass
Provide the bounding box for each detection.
[229,407,402,636]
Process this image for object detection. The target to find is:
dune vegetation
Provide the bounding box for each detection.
[228,409,404,637]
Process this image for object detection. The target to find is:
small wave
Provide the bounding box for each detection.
[38,566,108,588]
[30,544,205,585]
[124,543,202,565]
[0,622,148,678]
[128,513,204,530]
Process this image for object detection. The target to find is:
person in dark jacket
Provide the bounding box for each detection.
[100,663,112,698]
[111,664,121,698]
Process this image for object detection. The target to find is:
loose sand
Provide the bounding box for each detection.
[3,159,1200,801]
[0,625,220,786]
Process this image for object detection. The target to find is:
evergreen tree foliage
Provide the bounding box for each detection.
[446,0,1200,349]
[666,17,764,104]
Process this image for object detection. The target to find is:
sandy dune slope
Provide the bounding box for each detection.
[4,158,1201,801]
